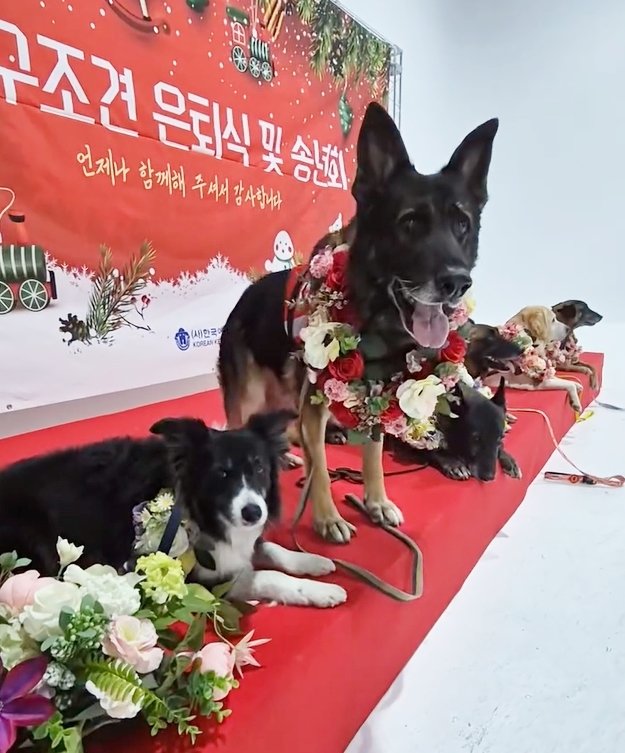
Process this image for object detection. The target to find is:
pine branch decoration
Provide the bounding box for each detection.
[297,0,391,94]
[85,242,155,339]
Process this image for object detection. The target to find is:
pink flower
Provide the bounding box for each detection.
[102,616,163,674]
[193,642,235,700]
[0,571,57,616]
[323,378,351,403]
[441,375,460,390]
[384,415,409,438]
[309,248,334,279]
[448,301,469,329]
[232,630,270,678]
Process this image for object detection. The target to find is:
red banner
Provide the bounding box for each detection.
[0,0,391,413]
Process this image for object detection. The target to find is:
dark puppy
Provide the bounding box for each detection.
[219,102,499,543]
[0,412,346,607]
[553,300,602,389]
[464,322,524,380]
[390,379,520,481]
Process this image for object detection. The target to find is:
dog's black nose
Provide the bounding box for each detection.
[437,272,472,300]
[241,503,263,524]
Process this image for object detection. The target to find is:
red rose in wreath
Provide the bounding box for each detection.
[329,401,360,429]
[326,250,349,290]
[332,301,358,325]
[380,400,404,424]
[328,350,365,381]
[440,330,467,363]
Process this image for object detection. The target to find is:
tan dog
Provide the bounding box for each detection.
[552,299,602,389]
[496,305,583,411]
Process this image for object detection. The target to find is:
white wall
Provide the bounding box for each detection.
[344,0,625,325]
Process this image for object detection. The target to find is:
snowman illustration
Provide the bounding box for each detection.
[265,229,295,272]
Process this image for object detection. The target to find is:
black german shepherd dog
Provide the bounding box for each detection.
[219,102,499,543]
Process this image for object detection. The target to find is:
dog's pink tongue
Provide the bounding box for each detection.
[411,303,450,348]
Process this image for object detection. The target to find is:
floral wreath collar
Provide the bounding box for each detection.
[286,243,487,450]
[497,322,582,384]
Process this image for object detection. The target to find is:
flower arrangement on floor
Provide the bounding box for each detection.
[287,243,483,450]
[0,526,268,753]
[498,321,557,383]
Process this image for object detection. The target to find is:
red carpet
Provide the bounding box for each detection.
[0,354,603,753]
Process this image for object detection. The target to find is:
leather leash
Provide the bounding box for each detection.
[290,470,424,601]
[291,379,424,601]
[510,406,625,489]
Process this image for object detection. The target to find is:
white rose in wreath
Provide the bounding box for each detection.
[21,581,83,642]
[300,323,340,369]
[396,375,446,420]
[64,564,142,618]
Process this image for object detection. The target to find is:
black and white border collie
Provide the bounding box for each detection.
[0,411,346,608]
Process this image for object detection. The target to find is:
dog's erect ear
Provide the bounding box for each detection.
[150,417,211,448]
[352,102,411,205]
[553,302,578,328]
[443,118,499,207]
[491,377,506,409]
[246,410,296,457]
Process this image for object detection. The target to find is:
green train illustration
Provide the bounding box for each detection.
[227,4,274,82]
[0,244,58,314]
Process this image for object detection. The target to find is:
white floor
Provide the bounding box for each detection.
[347,324,625,753]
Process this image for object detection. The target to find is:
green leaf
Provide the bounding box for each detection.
[0,552,17,570]
[64,726,85,753]
[216,602,246,633]
[177,614,206,652]
[211,582,233,600]
[80,594,96,611]
[309,390,326,406]
[14,557,32,569]
[436,394,458,419]
[346,429,369,445]
[40,637,57,652]
[340,335,359,353]
[182,583,218,614]
[157,628,182,650]
[367,395,390,416]
[59,607,74,632]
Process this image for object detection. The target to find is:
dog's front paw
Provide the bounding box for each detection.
[282,452,303,469]
[291,552,336,577]
[438,457,472,480]
[499,452,522,479]
[296,580,347,608]
[314,515,356,544]
[568,389,582,413]
[365,498,404,527]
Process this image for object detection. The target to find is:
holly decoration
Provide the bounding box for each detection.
[186,0,208,11]
[338,92,354,136]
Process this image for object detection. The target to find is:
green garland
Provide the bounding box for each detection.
[295,0,390,96]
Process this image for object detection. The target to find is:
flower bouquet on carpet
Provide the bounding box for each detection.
[0,536,268,753]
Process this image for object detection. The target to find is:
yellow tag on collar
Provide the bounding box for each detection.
[179,548,197,575]
[576,409,594,423]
